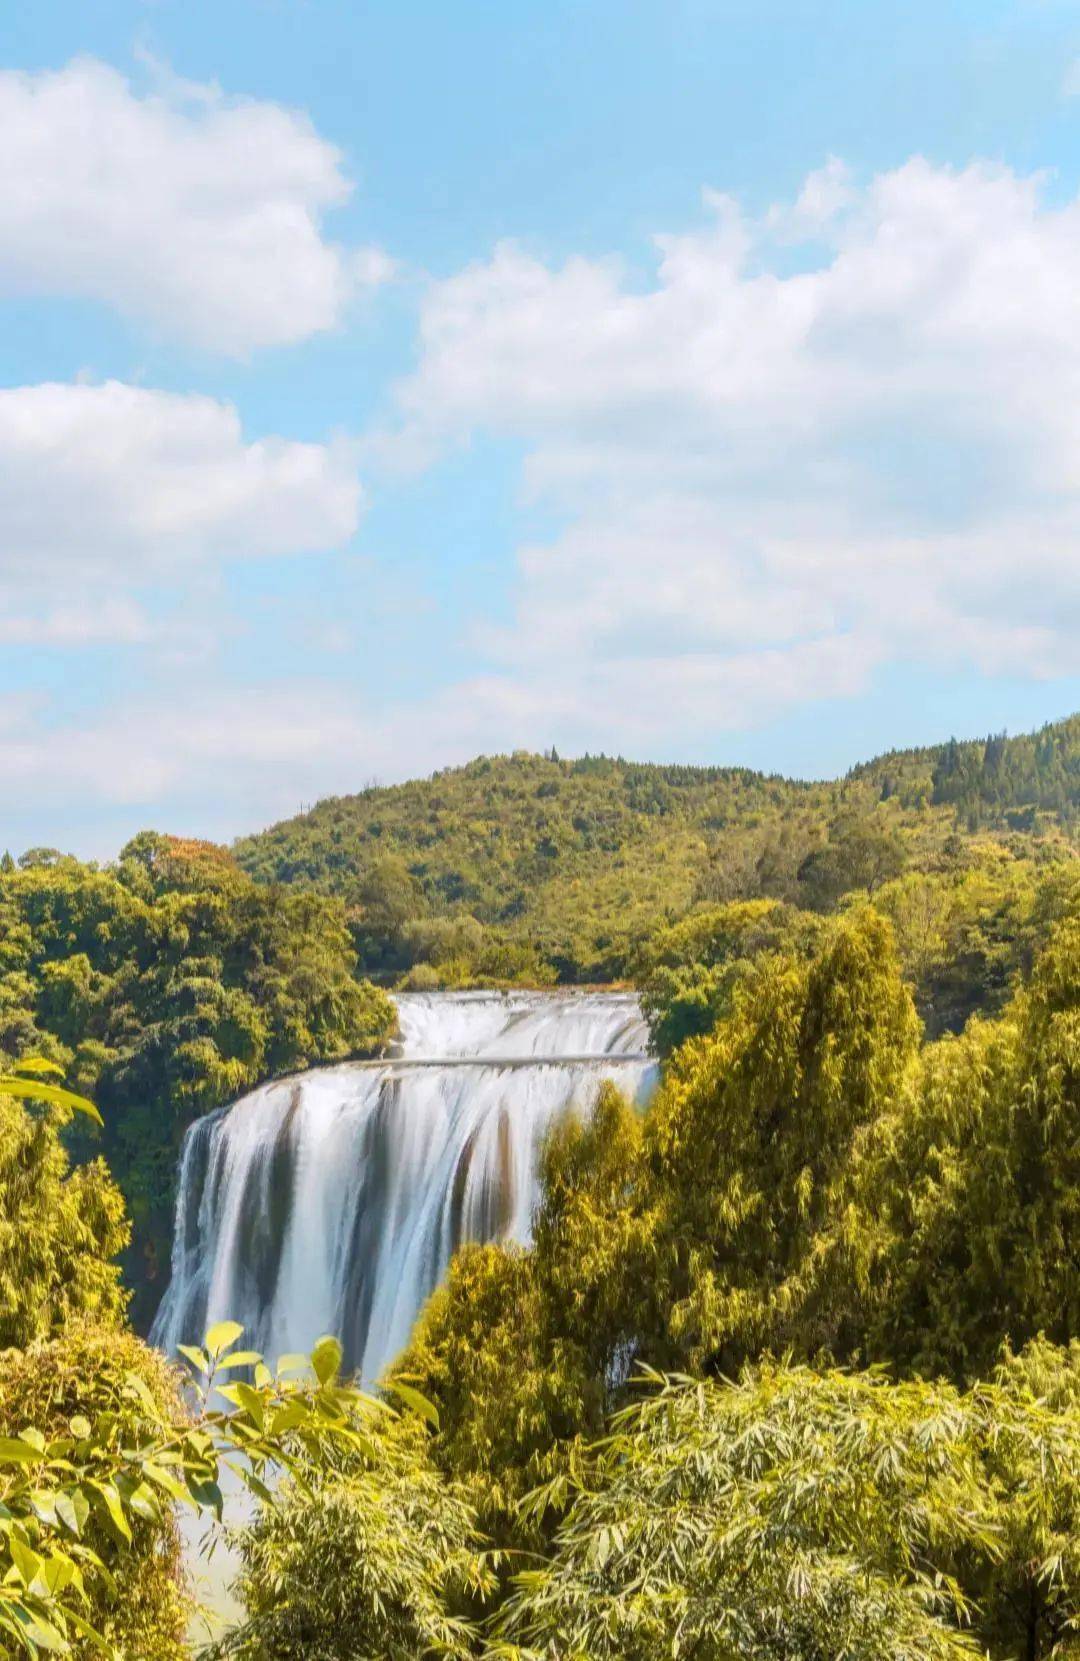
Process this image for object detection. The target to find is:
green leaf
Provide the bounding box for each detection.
[87,1479,131,1545]
[68,1416,91,1442]
[127,1482,160,1524]
[7,1605,68,1653]
[215,1350,262,1371]
[186,1472,224,1520]
[122,1372,162,1419]
[388,1380,440,1428]
[143,1462,195,1508]
[269,1401,309,1437]
[177,1345,210,1375]
[35,1554,76,1599]
[310,1335,343,1386]
[27,1490,57,1529]
[0,1436,43,1465]
[0,1075,103,1125]
[217,1381,266,1430]
[54,1488,89,1538]
[205,1320,245,1358]
[275,1353,311,1376]
[9,1533,43,1587]
[11,1058,66,1078]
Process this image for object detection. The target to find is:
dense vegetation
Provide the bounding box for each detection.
[2,719,1074,1330]
[387,902,1080,1658]
[0,835,394,1322]
[0,1063,127,1349]
[5,715,1080,1657]
[235,716,1080,983]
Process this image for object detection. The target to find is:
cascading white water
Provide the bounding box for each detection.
[151,990,657,1380]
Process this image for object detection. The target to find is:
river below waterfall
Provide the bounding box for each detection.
[152,990,657,1380]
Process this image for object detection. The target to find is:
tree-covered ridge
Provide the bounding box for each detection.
[234,717,1080,982]
[637,844,1080,1050]
[929,714,1080,823]
[0,835,395,1323]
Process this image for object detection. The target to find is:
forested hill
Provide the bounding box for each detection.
[235,715,1080,983]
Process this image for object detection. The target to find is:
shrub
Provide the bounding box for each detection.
[0,1322,189,1659]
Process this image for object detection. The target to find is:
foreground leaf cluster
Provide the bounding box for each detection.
[0,1315,431,1659]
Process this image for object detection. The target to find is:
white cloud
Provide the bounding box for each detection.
[0,57,389,353]
[0,685,448,836]
[10,155,1080,843]
[0,598,153,645]
[0,637,879,849]
[0,379,361,583]
[387,157,1080,740]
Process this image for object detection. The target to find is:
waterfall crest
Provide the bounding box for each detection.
[151,990,657,1379]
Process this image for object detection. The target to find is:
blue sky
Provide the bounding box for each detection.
[3,0,1080,856]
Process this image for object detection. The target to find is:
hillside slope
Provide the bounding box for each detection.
[235,719,1080,981]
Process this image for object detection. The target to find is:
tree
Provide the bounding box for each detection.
[350,857,428,972]
[0,850,396,1323]
[797,817,908,910]
[398,1084,649,1544]
[496,1352,1080,1661]
[970,1339,1080,1661]
[404,915,923,1535]
[219,1399,488,1660]
[644,909,919,1368]
[495,1363,992,1661]
[0,1322,189,1659]
[0,1319,458,1660]
[0,1063,128,1349]
[870,914,1080,1378]
[635,899,823,1056]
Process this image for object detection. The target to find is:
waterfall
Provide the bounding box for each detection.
[151,990,657,1380]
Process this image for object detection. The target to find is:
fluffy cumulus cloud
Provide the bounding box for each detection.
[0,377,362,657]
[0,379,361,583]
[10,153,1080,840]
[392,157,1080,739]
[0,58,389,353]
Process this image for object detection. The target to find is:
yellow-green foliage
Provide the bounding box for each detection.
[221,1405,488,1661]
[236,721,1080,983]
[638,848,1080,1057]
[872,843,1080,1034]
[635,898,825,1055]
[405,903,1080,1557]
[0,1089,128,1350]
[0,1319,449,1661]
[399,1084,652,1542]
[847,912,1080,1378]
[0,1323,189,1659]
[496,1349,1080,1661]
[403,916,924,1534]
[0,837,396,1320]
[396,1243,571,1538]
[645,909,919,1367]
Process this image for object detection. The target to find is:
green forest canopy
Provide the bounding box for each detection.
[0,833,394,1324]
[235,715,1080,982]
